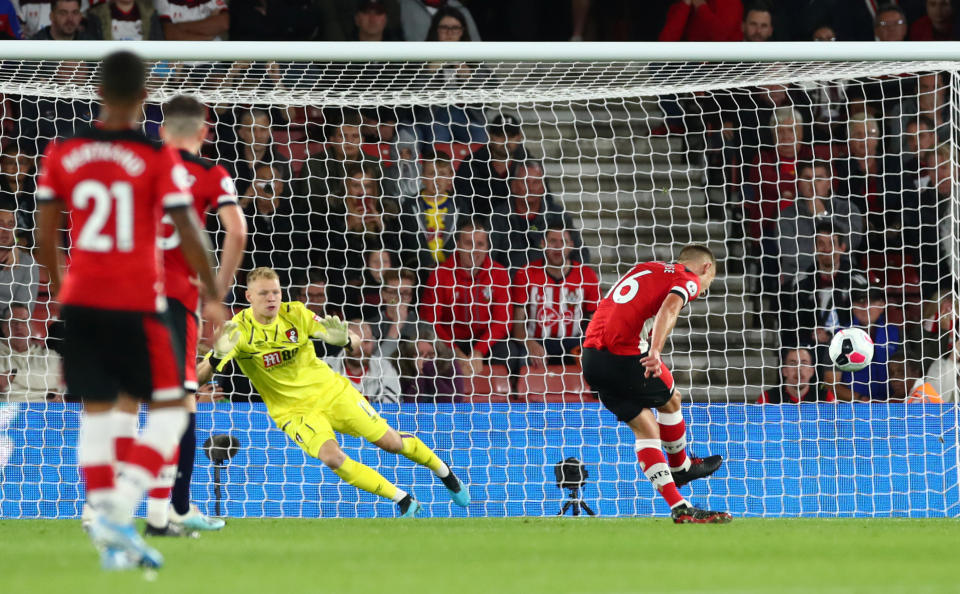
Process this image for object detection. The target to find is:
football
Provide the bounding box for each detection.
[829,327,875,372]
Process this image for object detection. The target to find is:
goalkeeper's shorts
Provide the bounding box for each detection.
[276,382,391,458]
[582,347,674,423]
[61,305,185,403]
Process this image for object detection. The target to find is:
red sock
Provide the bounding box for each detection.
[635,439,685,508]
[82,464,115,493]
[114,436,135,464]
[658,410,689,471]
[148,447,179,499]
[125,443,165,479]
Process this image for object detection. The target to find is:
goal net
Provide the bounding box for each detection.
[0,42,957,518]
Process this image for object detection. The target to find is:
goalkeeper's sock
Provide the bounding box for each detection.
[635,439,687,509]
[110,408,187,524]
[658,410,691,472]
[146,447,179,529]
[78,411,117,514]
[398,432,448,476]
[170,412,196,516]
[333,456,399,501]
[111,409,138,465]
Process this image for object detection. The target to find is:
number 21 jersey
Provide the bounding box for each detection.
[583,261,701,356]
[36,126,193,312]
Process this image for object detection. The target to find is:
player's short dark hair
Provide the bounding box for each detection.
[743,0,772,19]
[162,95,207,136]
[678,243,716,267]
[99,51,147,105]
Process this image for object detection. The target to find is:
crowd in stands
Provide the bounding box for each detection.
[0,0,958,405]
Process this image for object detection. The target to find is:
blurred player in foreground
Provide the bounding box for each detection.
[198,267,469,517]
[35,51,227,569]
[582,244,732,524]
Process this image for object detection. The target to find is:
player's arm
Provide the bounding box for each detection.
[35,201,65,297]
[639,292,685,378]
[215,202,247,297]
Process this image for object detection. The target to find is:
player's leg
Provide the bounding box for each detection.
[283,409,420,517]
[626,408,690,511]
[158,303,223,533]
[657,389,723,488]
[372,427,470,507]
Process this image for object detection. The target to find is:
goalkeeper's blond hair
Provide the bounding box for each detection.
[247,267,279,284]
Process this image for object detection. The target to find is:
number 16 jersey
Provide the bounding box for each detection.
[583,261,701,356]
[36,126,193,313]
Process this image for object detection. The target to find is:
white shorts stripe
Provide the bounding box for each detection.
[153,386,185,402]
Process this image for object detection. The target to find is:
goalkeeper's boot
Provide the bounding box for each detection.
[398,494,423,518]
[671,504,733,524]
[169,503,225,531]
[671,455,723,488]
[145,522,198,538]
[440,470,470,507]
[90,516,164,569]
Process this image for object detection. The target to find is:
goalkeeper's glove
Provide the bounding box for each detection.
[213,321,241,359]
[312,315,350,347]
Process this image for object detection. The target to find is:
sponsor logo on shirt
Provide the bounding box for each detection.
[285,328,298,343]
[262,347,300,369]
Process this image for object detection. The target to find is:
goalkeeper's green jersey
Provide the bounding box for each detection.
[208,301,351,422]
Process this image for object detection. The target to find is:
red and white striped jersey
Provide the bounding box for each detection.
[512,259,601,340]
[584,261,701,356]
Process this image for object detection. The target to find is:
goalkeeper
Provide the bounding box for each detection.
[197,267,468,517]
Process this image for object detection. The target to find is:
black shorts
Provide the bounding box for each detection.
[167,298,199,393]
[61,305,185,403]
[582,347,675,423]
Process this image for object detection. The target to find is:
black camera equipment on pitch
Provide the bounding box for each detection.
[554,457,596,516]
[203,434,239,516]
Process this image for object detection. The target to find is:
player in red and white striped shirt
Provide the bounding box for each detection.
[511,222,600,371]
[582,244,731,524]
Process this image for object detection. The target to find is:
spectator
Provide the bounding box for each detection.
[399,0,480,41]
[917,288,954,373]
[293,268,336,318]
[471,0,589,41]
[888,73,950,156]
[295,110,365,215]
[398,150,465,272]
[811,24,836,41]
[349,0,401,40]
[892,115,938,193]
[779,222,854,349]
[334,0,403,41]
[230,0,329,41]
[0,0,22,39]
[454,114,523,216]
[835,281,901,401]
[0,304,62,403]
[360,107,408,200]
[888,348,943,403]
[31,0,100,39]
[511,222,600,373]
[0,200,38,322]
[19,0,90,37]
[86,0,164,40]
[741,2,773,42]
[420,219,514,379]
[902,143,953,298]
[239,163,310,292]
[0,147,37,239]
[835,113,890,228]
[225,108,290,197]
[757,347,834,404]
[367,268,418,361]
[414,6,490,145]
[397,322,462,402]
[910,0,953,40]
[743,106,811,243]
[155,0,228,40]
[874,3,908,41]
[325,319,401,403]
[922,342,959,402]
[489,158,585,271]
[777,160,864,279]
[658,0,743,42]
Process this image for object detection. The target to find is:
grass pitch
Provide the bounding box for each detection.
[2,518,958,593]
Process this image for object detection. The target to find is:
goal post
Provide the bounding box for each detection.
[0,41,957,519]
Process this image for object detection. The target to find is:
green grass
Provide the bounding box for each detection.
[2,518,959,594]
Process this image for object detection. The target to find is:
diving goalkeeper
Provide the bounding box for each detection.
[197,267,468,517]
